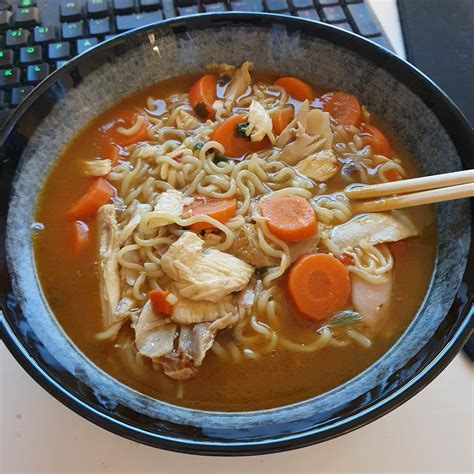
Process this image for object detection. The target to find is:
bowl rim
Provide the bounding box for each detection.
[1,12,473,456]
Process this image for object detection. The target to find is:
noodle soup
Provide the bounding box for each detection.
[34,63,436,411]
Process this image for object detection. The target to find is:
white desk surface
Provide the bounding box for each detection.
[1,2,473,473]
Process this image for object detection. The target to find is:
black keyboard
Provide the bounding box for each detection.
[0,0,391,127]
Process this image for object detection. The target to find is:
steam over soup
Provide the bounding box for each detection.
[35,63,436,411]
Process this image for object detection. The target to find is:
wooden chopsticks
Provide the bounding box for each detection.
[345,169,474,213]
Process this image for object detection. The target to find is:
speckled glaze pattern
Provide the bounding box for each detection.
[2,15,472,452]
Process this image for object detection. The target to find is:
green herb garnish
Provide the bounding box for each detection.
[323,310,363,330]
[194,142,204,151]
[194,101,209,119]
[218,74,231,86]
[213,153,230,164]
[235,121,251,140]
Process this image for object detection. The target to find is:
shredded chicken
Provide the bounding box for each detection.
[175,109,200,130]
[236,287,255,319]
[135,301,177,359]
[82,159,112,176]
[351,271,393,332]
[224,61,252,106]
[97,204,126,339]
[278,107,332,166]
[246,100,275,143]
[331,211,419,249]
[295,149,338,182]
[161,231,254,302]
[231,223,277,267]
[170,293,232,325]
[147,189,184,228]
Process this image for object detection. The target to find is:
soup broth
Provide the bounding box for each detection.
[35,66,436,411]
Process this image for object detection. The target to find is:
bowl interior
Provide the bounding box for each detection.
[2,15,472,453]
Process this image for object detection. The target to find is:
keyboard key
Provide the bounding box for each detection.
[0,0,10,9]
[19,44,42,63]
[347,3,380,36]
[6,28,29,47]
[264,0,289,12]
[14,7,39,27]
[60,1,82,21]
[113,0,135,14]
[104,34,116,41]
[323,5,345,22]
[296,8,320,20]
[62,20,85,39]
[11,85,33,106]
[0,49,13,66]
[336,22,352,32]
[139,0,161,11]
[178,5,199,15]
[26,62,50,83]
[56,60,69,68]
[77,37,98,54]
[34,26,56,43]
[0,67,20,89]
[48,42,71,60]
[87,0,109,17]
[230,1,264,11]
[317,0,339,5]
[116,11,163,31]
[204,3,227,12]
[89,17,111,35]
[0,89,7,109]
[0,10,12,31]
[291,0,313,8]
[19,0,36,7]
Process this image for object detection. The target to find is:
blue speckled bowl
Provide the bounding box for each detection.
[0,14,473,455]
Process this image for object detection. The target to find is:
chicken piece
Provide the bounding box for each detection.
[279,125,326,166]
[170,294,232,325]
[246,100,275,143]
[351,271,393,332]
[82,159,112,177]
[176,109,200,130]
[97,204,125,339]
[295,149,338,182]
[159,355,197,380]
[161,231,254,303]
[231,223,278,267]
[135,301,178,359]
[119,202,152,245]
[331,211,418,249]
[224,61,252,105]
[306,109,333,150]
[276,100,310,147]
[144,189,184,229]
[287,234,320,262]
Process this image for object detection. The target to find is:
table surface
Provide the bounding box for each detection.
[1,2,473,473]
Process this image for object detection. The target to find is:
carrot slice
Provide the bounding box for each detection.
[187,196,237,231]
[361,123,393,156]
[66,178,116,221]
[272,104,295,136]
[149,290,172,315]
[286,253,351,321]
[210,115,270,158]
[275,77,314,101]
[322,91,362,126]
[384,169,403,181]
[71,221,89,253]
[104,111,149,147]
[260,195,317,242]
[189,74,217,120]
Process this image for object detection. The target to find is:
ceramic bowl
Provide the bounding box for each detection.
[0,13,473,455]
